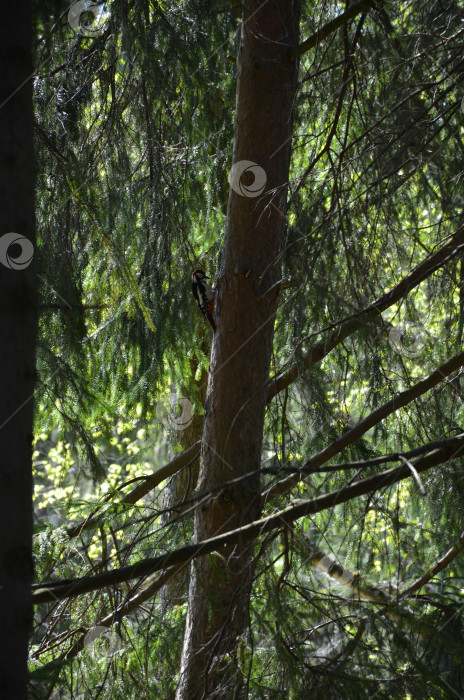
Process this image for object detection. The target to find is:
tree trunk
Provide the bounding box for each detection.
[161,358,208,607]
[176,2,300,697]
[0,1,36,697]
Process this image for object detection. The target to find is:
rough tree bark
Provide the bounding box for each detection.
[0,1,37,698]
[176,2,300,697]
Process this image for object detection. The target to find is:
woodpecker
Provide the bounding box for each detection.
[192,269,216,332]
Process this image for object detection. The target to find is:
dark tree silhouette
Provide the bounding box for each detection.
[0,0,36,698]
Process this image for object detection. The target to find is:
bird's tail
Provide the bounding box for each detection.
[205,309,216,332]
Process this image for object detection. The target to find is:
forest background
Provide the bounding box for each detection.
[1,0,464,698]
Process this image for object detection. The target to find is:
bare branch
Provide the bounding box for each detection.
[67,229,464,540]
[398,530,464,600]
[267,227,464,402]
[263,349,464,502]
[290,0,381,61]
[32,434,464,605]
[67,441,201,538]
[397,455,426,495]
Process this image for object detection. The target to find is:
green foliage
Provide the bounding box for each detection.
[31,0,464,697]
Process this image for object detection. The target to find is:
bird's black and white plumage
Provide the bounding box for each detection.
[192,269,216,332]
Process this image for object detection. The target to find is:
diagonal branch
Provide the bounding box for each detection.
[291,12,366,199]
[62,563,185,660]
[307,546,392,605]
[267,227,464,402]
[67,441,201,539]
[66,228,464,537]
[32,434,464,605]
[398,530,464,600]
[290,0,381,60]
[307,545,456,641]
[38,473,464,660]
[263,348,464,502]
